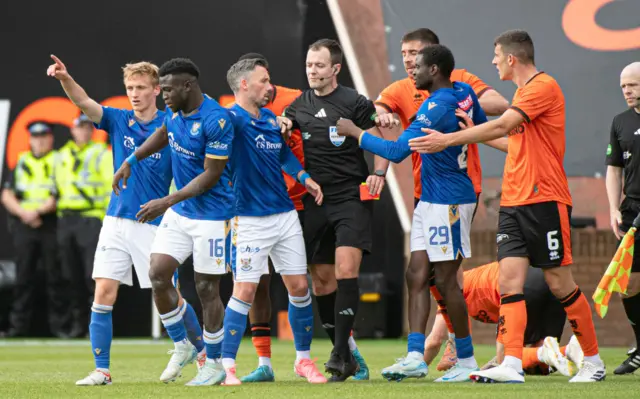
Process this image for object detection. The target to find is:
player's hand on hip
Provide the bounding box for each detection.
[137,198,170,223]
[304,178,323,206]
[277,116,293,140]
[611,209,623,240]
[455,108,474,130]
[336,118,358,137]
[112,163,131,195]
[47,55,71,81]
[374,113,400,128]
[366,174,385,195]
[410,129,448,154]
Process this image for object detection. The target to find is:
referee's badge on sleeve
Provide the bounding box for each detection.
[329,126,345,147]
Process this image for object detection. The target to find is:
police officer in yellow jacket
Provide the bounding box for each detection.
[55,114,112,337]
[1,122,67,337]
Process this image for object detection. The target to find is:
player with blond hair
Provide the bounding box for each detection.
[47,56,204,385]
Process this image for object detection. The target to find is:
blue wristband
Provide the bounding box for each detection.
[126,153,138,166]
[299,172,310,185]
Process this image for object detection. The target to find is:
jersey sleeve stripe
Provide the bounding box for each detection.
[510,106,531,124]
[476,87,492,98]
[374,101,393,114]
[206,154,229,160]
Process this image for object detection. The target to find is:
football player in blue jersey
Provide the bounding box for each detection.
[47,55,205,385]
[219,58,326,385]
[336,44,484,383]
[112,58,233,386]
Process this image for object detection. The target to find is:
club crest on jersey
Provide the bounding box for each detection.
[190,122,201,136]
[268,118,277,127]
[329,126,345,146]
[128,119,135,127]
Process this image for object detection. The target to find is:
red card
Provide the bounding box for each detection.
[360,183,380,201]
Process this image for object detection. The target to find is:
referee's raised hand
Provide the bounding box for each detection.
[277,116,293,141]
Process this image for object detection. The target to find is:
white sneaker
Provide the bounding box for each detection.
[160,341,197,383]
[196,349,206,371]
[381,355,428,381]
[539,337,571,377]
[569,360,606,382]
[565,335,584,371]
[76,370,112,386]
[470,364,525,383]
[435,363,478,382]
[186,360,226,386]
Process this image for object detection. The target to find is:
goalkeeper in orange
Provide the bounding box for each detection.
[425,262,584,376]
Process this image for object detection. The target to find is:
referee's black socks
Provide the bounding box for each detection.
[623,293,640,348]
[316,290,337,344]
[335,278,359,359]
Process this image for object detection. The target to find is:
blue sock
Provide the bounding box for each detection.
[204,328,224,360]
[455,335,474,359]
[90,303,113,370]
[181,301,205,352]
[407,332,426,355]
[288,291,314,352]
[221,297,251,360]
[160,305,188,343]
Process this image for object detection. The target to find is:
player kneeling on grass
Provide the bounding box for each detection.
[337,44,484,383]
[219,58,327,386]
[424,262,584,377]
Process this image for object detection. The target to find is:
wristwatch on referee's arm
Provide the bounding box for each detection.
[374,169,386,178]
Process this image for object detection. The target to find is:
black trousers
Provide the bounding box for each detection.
[57,214,102,335]
[9,221,67,336]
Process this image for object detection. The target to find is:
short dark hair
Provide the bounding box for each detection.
[494,29,535,64]
[401,28,440,45]
[309,39,343,65]
[238,53,269,69]
[227,58,269,93]
[159,58,200,79]
[418,44,455,79]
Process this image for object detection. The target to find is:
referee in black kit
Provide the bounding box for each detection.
[284,38,391,381]
[605,61,640,375]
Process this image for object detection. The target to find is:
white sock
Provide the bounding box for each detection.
[407,351,423,361]
[537,346,545,362]
[584,354,603,366]
[96,368,109,373]
[296,350,311,361]
[348,336,357,352]
[258,356,272,369]
[503,355,523,372]
[205,357,221,365]
[175,338,189,348]
[457,356,478,369]
[222,358,236,369]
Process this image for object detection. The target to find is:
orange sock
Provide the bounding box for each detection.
[251,323,271,358]
[430,284,455,334]
[522,347,541,369]
[560,288,599,357]
[499,294,527,360]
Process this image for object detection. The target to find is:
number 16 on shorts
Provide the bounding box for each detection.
[411,201,474,262]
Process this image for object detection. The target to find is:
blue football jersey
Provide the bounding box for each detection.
[164,96,235,221]
[95,107,172,225]
[228,104,299,217]
[360,81,485,205]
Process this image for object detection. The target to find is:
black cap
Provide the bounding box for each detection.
[27,122,53,136]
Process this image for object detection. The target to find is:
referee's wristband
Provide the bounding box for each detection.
[298,172,310,186]
[126,153,138,166]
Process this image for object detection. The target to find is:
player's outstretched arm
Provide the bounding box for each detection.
[410,109,524,154]
[136,157,227,223]
[280,145,323,205]
[478,89,509,116]
[46,55,103,123]
[112,125,168,195]
[424,313,449,365]
[455,108,508,153]
[336,118,413,164]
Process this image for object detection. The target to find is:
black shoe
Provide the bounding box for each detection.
[325,351,359,382]
[614,347,640,375]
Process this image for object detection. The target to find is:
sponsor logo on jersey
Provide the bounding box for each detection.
[208,141,228,151]
[168,132,196,157]
[416,114,431,127]
[457,94,473,111]
[329,126,345,146]
[255,134,282,151]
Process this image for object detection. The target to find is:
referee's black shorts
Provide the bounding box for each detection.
[522,267,566,345]
[302,194,373,265]
[620,197,640,273]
